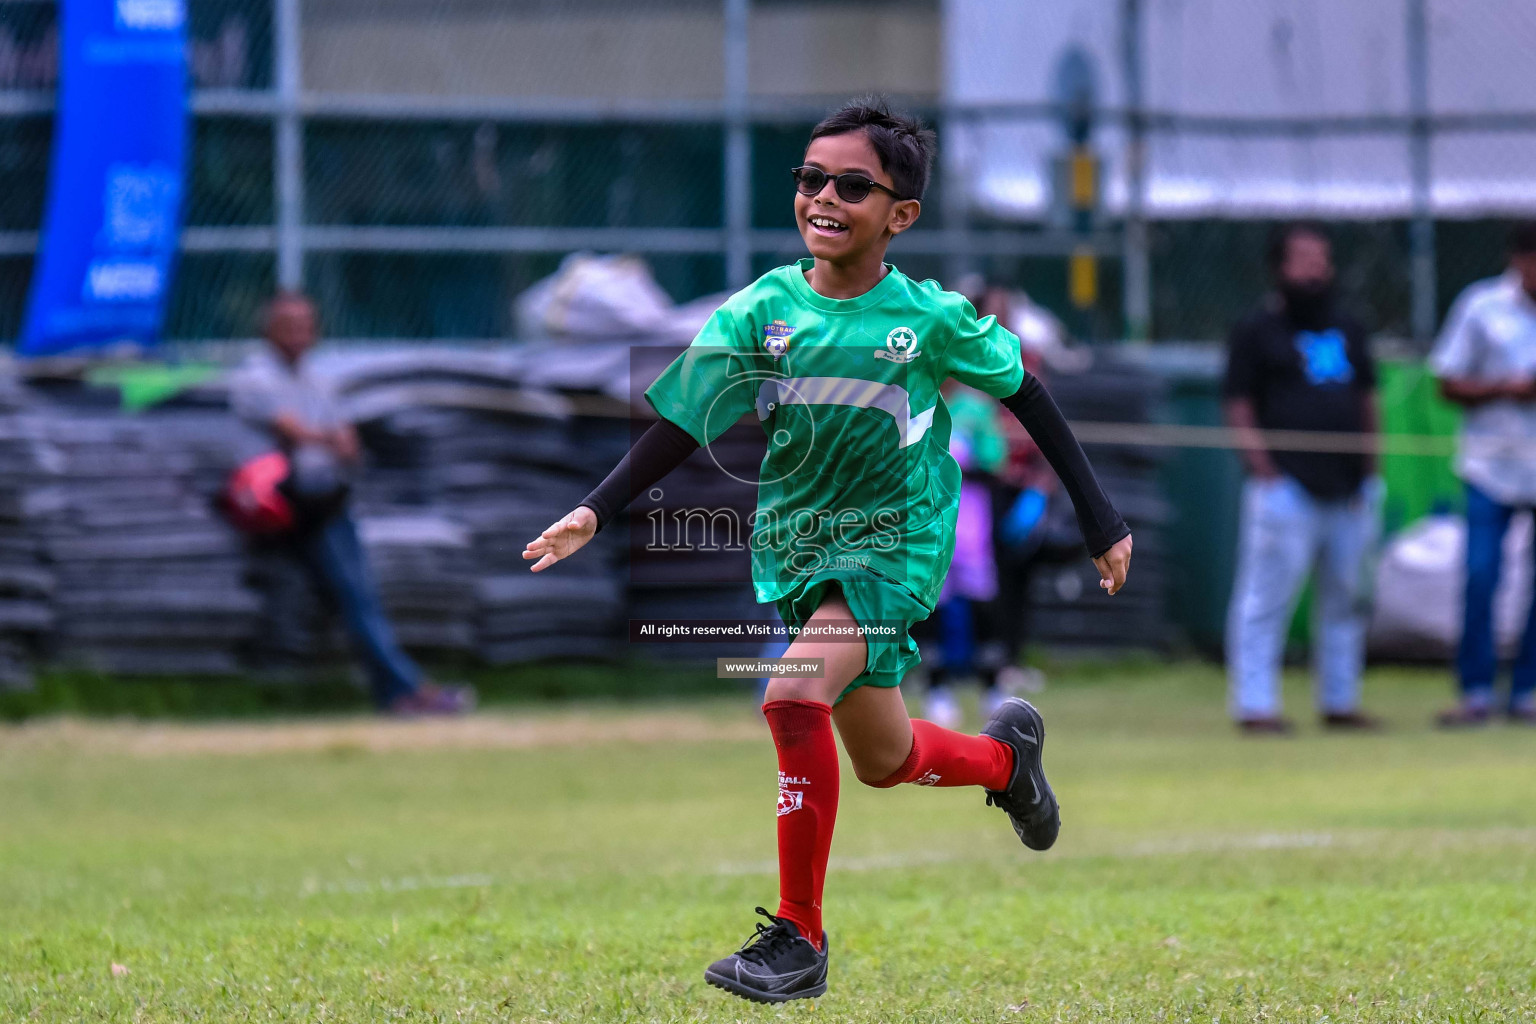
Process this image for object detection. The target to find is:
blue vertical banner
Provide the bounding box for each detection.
[20,0,188,356]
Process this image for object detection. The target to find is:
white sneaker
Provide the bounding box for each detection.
[979,686,1009,720]
[995,665,1046,695]
[924,688,963,729]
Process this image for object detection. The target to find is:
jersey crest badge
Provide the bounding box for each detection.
[875,325,920,363]
[763,320,795,358]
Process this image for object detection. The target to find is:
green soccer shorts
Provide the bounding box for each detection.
[773,567,932,702]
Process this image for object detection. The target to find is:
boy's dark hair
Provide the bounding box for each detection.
[1509,221,1536,256]
[1266,220,1331,276]
[809,97,936,201]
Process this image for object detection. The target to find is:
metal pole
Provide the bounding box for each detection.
[275,0,304,290]
[939,108,972,287]
[1407,0,1436,347]
[723,0,751,289]
[1120,0,1151,341]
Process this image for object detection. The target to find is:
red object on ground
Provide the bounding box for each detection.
[222,452,295,535]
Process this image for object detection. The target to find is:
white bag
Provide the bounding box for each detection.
[515,253,676,340]
[1367,513,1533,660]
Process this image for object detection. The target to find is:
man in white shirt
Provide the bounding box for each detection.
[1428,222,1536,727]
[232,292,474,716]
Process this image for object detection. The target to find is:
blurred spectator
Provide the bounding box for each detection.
[231,292,474,716]
[1222,223,1382,734]
[1428,221,1536,728]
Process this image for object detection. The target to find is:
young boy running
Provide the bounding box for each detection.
[524,99,1133,1004]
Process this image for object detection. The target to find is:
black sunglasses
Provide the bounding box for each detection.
[791,165,907,203]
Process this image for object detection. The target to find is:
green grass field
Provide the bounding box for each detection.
[3,662,1534,1022]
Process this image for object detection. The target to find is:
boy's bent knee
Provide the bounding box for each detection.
[852,747,915,788]
[857,763,903,788]
[763,676,837,705]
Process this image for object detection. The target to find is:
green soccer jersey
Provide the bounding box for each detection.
[645,258,1024,609]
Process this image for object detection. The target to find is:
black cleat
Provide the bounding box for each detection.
[982,697,1060,851]
[703,907,828,1004]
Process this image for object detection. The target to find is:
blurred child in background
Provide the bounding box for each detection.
[923,379,1011,725]
[922,286,1053,725]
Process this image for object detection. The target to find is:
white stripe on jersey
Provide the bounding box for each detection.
[755,376,936,449]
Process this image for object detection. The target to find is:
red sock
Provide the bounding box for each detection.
[872,719,1014,790]
[763,699,838,951]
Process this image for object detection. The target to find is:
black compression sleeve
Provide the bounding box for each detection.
[999,372,1130,558]
[578,418,700,532]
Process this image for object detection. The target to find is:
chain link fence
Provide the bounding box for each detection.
[0,0,1532,345]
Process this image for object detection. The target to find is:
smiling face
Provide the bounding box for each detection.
[795,131,920,266]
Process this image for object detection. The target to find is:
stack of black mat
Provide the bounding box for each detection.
[356,513,479,656]
[350,400,628,665]
[1025,355,1172,652]
[0,339,1178,686]
[0,385,55,689]
[17,404,261,676]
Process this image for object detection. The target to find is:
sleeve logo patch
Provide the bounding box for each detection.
[763,320,795,358]
[875,326,921,363]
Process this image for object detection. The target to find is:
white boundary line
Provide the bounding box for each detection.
[284,828,1536,896]
[710,827,1536,877]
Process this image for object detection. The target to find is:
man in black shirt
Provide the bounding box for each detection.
[1222,223,1382,734]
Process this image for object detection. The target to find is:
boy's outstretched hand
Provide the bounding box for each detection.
[524,506,598,572]
[1094,533,1133,595]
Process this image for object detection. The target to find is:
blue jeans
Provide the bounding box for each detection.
[938,597,977,677]
[1226,475,1381,720]
[1457,484,1536,711]
[301,512,422,707]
